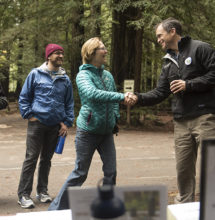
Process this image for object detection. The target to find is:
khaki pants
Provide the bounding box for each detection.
[174,113,215,203]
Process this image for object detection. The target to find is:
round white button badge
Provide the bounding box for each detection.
[185,57,192,65]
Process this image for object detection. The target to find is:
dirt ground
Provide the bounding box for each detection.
[0,112,201,216]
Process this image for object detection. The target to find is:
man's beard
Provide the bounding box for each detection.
[51,58,63,68]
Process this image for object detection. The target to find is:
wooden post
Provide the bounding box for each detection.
[126,105,131,126]
[124,79,134,127]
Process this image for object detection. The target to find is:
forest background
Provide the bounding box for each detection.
[1,0,215,127]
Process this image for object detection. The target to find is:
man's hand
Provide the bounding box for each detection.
[59,122,68,137]
[123,92,138,106]
[170,80,186,94]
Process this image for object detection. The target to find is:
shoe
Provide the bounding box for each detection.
[18,195,35,209]
[36,192,52,203]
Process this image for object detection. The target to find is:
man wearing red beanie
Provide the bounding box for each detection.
[17,44,74,209]
[45,44,64,60]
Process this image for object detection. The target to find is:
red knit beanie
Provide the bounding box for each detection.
[45,44,64,60]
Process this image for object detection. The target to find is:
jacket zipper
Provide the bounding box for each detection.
[99,69,108,133]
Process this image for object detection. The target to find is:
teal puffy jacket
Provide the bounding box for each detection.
[76,64,124,135]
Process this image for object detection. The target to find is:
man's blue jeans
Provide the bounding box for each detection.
[48,127,117,210]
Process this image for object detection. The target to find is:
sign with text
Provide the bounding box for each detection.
[124,80,134,93]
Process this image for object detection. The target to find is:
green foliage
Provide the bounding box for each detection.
[1,0,215,125]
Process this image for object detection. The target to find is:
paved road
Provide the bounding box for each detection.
[0,113,200,216]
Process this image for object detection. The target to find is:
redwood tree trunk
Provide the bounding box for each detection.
[111,4,143,92]
[69,0,85,78]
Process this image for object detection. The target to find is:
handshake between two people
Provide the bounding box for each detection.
[123,92,138,106]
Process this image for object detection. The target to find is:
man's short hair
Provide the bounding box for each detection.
[81,37,101,64]
[156,18,182,35]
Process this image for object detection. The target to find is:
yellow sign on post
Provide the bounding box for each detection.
[123,80,134,93]
[123,80,134,126]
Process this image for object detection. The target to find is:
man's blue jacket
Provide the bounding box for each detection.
[19,62,74,127]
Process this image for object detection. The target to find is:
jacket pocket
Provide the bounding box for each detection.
[86,111,92,125]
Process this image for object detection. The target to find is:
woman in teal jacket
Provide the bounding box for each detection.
[76,63,123,134]
[49,37,129,210]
